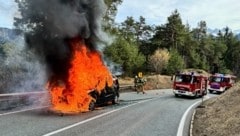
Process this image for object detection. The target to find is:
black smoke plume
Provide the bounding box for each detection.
[15,0,107,81]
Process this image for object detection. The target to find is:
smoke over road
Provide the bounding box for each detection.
[15,0,108,81]
[14,0,116,113]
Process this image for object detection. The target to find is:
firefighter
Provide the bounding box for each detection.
[113,75,120,102]
[134,75,138,91]
[134,74,146,94]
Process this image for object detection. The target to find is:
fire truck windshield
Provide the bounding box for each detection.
[210,76,222,82]
[175,75,192,83]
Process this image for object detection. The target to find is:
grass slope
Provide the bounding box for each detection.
[193,82,240,136]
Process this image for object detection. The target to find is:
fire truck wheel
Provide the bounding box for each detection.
[209,90,213,94]
[194,92,198,98]
[89,100,95,111]
[203,90,207,95]
[174,94,179,97]
[223,88,227,93]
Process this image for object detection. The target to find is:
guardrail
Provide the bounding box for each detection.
[0,91,47,97]
[0,91,48,110]
[0,85,134,110]
[0,85,134,98]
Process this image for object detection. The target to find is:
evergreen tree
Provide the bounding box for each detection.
[104,0,123,25]
[151,10,187,56]
[222,27,240,75]
[166,49,185,74]
[104,36,145,76]
[164,10,186,51]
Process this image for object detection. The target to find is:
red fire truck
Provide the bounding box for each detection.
[208,73,236,93]
[173,72,208,97]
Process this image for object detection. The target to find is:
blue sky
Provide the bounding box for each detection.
[115,0,240,31]
[0,0,239,31]
[0,0,18,29]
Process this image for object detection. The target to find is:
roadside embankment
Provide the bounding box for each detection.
[192,82,240,136]
[118,75,172,92]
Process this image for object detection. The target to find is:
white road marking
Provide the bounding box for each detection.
[177,95,211,136]
[43,98,154,136]
[0,106,49,116]
[176,101,201,136]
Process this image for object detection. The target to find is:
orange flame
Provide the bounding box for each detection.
[48,37,113,113]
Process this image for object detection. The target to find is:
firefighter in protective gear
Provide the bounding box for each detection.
[134,73,146,94]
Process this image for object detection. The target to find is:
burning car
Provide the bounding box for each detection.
[13,0,121,114]
[88,75,120,111]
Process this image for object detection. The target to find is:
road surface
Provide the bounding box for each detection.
[0,89,215,136]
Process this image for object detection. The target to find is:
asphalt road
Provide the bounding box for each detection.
[0,89,214,136]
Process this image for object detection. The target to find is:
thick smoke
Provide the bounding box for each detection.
[0,31,48,109]
[21,0,108,80]
[0,28,47,94]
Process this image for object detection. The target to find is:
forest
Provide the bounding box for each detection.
[103,0,240,77]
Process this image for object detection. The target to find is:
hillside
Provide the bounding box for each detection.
[193,82,240,136]
[118,74,173,91]
[118,69,209,91]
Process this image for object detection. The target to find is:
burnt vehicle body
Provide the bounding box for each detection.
[88,76,119,110]
[96,86,117,104]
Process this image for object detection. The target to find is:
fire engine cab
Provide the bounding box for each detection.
[208,73,236,93]
[173,72,208,97]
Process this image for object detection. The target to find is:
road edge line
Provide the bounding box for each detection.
[176,100,201,136]
[189,96,212,136]
[189,110,196,136]
[0,106,49,116]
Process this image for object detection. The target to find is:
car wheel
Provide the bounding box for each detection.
[89,100,95,111]
[112,97,117,105]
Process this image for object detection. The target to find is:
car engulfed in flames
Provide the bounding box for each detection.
[14,0,120,114]
[47,37,119,114]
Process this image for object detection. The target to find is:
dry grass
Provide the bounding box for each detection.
[118,69,208,89]
[118,74,173,91]
[193,82,240,136]
[144,75,173,90]
[182,68,209,76]
[118,77,134,85]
